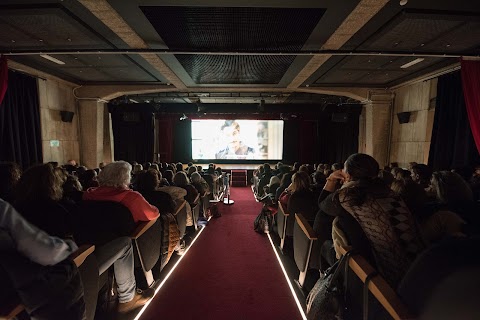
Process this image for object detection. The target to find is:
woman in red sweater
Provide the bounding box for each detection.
[83,161,159,222]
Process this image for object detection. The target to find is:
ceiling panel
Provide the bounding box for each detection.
[0,6,111,50]
[141,6,324,84]
[13,54,160,83]
[176,55,295,84]
[140,6,325,51]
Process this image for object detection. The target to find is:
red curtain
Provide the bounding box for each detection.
[0,56,7,105]
[461,59,480,153]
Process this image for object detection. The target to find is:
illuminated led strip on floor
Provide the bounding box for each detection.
[267,233,308,320]
[134,217,212,320]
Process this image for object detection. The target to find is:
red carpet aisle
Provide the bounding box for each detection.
[139,186,302,320]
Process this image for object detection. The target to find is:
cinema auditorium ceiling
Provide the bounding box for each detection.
[1,0,480,103]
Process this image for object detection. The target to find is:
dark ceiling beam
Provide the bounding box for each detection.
[2,49,476,59]
[288,0,391,88]
[77,0,186,89]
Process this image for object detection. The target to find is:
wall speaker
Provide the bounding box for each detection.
[397,112,411,124]
[331,113,349,123]
[60,111,74,122]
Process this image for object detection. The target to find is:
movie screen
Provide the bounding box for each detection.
[191,119,284,160]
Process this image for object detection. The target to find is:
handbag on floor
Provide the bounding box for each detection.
[253,208,272,234]
[306,249,356,320]
[207,203,221,218]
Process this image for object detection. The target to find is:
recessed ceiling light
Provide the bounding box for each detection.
[11,40,15,43]
[400,58,425,69]
[67,38,72,42]
[38,39,43,42]
[400,0,408,5]
[40,54,65,65]
[446,44,451,47]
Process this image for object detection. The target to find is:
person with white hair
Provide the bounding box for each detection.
[83,161,159,222]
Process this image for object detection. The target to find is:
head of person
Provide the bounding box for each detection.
[80,169,98,187]
[187,166,197,176]
[16,163,64,203]
[135,170,159,192]
[0,162,22,201]
[221,120,241,149]
[391,179,427,215]
[290,171,311,193]
[276,162,283,170]
[132,164,143,174]
[408,162,418,171]
[143,162,151,171]
[215,167,222,175]
[391,167,404,180]
[269,176,280,188]
[164,170,174,184]
[331,162,344,171]
[263,163,271,174]
[99,162,106,170]
[207,167,216,175]
[63,174,83,193]
[150,163,160,173]
[97,161,132,189]
[187,162,193,167]
[299,165,309,173]
[378,169,395,187]
[293,162,300,172]
[313,171,326,185]
[175,163,184,172]
[344,153,379,182]
[197,165,203,172]
[67,159,77,167]
[280,172,292,188]
[431,171,473,204]
[411,164,433,184]
[191,172,203,185]
[173,171,190,187]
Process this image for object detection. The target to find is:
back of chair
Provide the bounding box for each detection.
[74,201,136,246]
[174,200,188,239]
[132,219,162,287]
[277,201,290,250]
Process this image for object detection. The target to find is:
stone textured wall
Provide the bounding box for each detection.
[38,79,80,165]
[390,79,437,168]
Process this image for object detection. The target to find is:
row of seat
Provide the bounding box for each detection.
[1,192,210,320]
[273,202,412,320]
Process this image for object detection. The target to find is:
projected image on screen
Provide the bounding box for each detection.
[192,120,284,160]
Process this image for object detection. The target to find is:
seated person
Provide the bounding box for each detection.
[0,162,22,204]
[14,164,72,238]
[173,171,199,207]
[318,153,424,288]
[79,169,99,190]
[287,171,317,224]
[0,198,85,320]
[83,161,159,223]
[191,172,210,196]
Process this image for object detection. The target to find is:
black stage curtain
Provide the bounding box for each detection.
[283,111,360,165]
[428,71,480,171]
[173,119,191,162]
[0,70,42,168]
[111,110,155,164]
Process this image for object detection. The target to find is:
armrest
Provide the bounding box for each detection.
[338,247,413,320]
[174,200,187,215]
[131,218,158,240]
[0,304,24,320]
[295,214,317,240]
[70,245,95,267]
[278,201,289,217]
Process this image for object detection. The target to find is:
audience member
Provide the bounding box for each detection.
[83,161,159,223]
[0,162,21,203]
[191,172,210,196]
[14,164,72,238]
[318,153,423,287]
[0,198,85,320]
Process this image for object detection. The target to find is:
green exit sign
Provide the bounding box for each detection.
[50,140,60,147]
